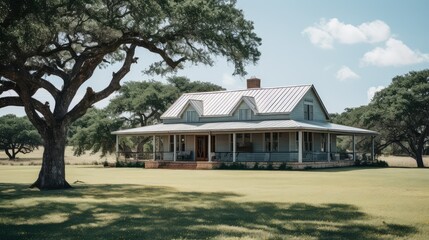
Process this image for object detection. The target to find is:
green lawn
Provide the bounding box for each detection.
[0,166,428,239]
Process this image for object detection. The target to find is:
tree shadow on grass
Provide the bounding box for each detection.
[0,183,417,240]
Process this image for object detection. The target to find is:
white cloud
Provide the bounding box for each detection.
[335,66,360,81]
[367,86,385,102]
[302,26,334,49]
[361,38,429,67]
[303,18,390,49]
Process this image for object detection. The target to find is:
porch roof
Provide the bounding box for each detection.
[112,120,378,136]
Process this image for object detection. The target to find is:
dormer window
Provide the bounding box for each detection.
[304,103,313,120]
[238,109,251,120]
[186,110,198,122]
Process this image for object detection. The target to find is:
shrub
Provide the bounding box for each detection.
[115,160,144,168]
[373,160,389,167]
[266,163,273,170]
[355,159,388,167]
[278,162,292,170]
[253,162,259,170]
[218,162,247,170]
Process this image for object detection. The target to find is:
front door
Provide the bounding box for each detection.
[195,136,208,161]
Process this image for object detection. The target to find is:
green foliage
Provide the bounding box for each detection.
[332,69,429,168]
[107,80,179,127]
[354,159,389,167]
[331,106,377,154]
[0,0,260,189]
[69,108,125,158]
[115,160,144,168]
[0,114,42,159]
[167,76,225,93]
[69,77,223,157]
[0,0,261,74]
[367,70,429,167]
[253,162,259,169]
[218,162,247,170]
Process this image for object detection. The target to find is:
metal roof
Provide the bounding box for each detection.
[112,120,378,136]
[161,85,318,119]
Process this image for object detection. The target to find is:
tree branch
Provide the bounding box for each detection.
[0,96,53,128]
[128,38,187,69]
[64,44,137,124]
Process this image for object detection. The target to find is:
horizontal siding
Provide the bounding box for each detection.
[289,89,328,121]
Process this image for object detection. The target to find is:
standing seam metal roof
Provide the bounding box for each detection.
[112,120,378,136]
[161,85,314,119]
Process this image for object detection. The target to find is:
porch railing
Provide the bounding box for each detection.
[213,151,301,162]
[118,151,154,160]
[118,150,371,162]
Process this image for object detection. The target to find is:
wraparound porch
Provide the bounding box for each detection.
[115,131,376,164]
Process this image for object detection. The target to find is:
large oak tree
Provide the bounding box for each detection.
[0,0,261,189]
[367,70,429,168]
[332,69,429,168]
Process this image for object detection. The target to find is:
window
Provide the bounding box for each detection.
[186,110,198,122]
[265,132,279,152]
[230,133,252,151]
[304,132,313,151]
[272,132,279,152]
[304,104,313,120]
[238,109,251,120]
[169,135,185,152]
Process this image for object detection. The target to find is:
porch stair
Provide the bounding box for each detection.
[157,161,198,169]
[145,161,222,169]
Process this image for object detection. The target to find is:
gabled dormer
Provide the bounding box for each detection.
[178,99,203,122]
[230,96,258,120]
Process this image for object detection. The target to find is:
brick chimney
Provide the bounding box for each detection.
[247,77,261,89]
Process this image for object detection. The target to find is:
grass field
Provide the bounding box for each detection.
[0,166,428,239]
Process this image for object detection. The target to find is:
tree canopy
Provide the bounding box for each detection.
[69,77,224,157]
[332,69,429,167]
[0,0,261,189]
[367,70,429,167]
[0,114,42,160]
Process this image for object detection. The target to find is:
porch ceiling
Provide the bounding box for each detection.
[112,120,378,136]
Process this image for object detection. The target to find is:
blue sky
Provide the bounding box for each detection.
[1,0,429,116]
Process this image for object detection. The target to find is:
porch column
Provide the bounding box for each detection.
[371,136,375,161]
[352,134,356,160]
[173,134,177,161]
[208,132,212,162]
[327,133,331,162]
[115,135,119,161]
[153,135,156,160]
[298,131,303,163]
[233,133,236,162]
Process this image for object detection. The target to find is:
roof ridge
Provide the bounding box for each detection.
[182,84,313,96]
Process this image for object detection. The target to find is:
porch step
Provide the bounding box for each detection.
[158,161,198,169]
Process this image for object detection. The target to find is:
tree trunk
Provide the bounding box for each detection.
[30,125,71,190]
[5,149,14,160]
[415,152,425,168]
